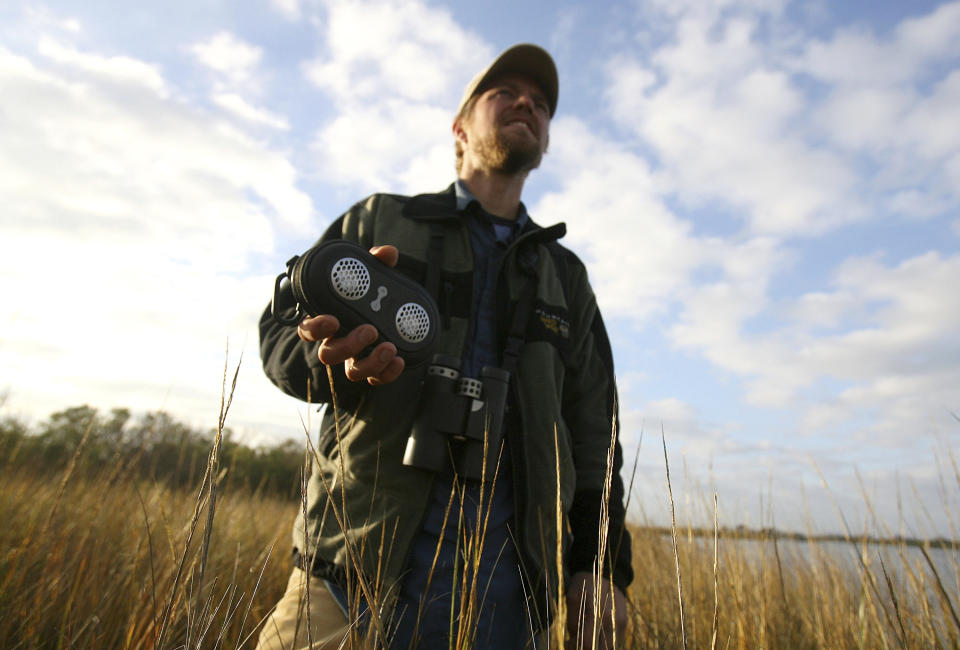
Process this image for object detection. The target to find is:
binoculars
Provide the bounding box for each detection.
[403,354,510,480]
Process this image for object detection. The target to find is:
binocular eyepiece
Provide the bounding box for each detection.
[403,354,510,481]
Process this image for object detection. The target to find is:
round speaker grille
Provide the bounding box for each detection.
[396,302,430,343]
[330,257,370,301]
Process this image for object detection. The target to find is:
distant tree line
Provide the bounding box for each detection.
[0,405,304,499]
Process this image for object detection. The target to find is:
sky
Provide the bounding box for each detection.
[1,0,958,537]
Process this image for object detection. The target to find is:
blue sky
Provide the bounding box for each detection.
[1,0,958,536]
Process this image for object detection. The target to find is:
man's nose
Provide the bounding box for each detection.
[512,92,536,112]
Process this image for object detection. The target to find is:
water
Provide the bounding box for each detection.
[702,534,960,602]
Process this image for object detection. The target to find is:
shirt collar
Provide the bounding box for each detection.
[454,179,529,227]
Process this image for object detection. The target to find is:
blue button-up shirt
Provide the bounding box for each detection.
[455,179,529,377]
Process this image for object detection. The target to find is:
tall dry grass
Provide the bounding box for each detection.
[0,357,293,649]
[2,381,958,649]
[0,465,294,648]
[628,523,960,648]
[627,440,960,650]
[2,447,960,648]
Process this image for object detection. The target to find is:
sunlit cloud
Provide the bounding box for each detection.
[0,36,314,437]
[37,36,168,96]
[191,31,263,84]
[604,15,860,236]
[302,0,490,105]
[213,93,290,130]
[270,0,301,21]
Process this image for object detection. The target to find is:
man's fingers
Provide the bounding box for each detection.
[343,342,398,382]
[298,315,340,343]
[368,355,405,386]
[318,324,378,366]
[370,244,399,267]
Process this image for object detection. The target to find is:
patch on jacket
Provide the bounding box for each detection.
[527,301,571,356]
[536,307,570,338]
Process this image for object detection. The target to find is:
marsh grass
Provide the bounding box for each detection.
[0,355,292,649]
[2,445,960,648]
[1,372,958,648]
[0,463,294,648]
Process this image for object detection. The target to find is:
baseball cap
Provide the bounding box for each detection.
[456,44,558,118]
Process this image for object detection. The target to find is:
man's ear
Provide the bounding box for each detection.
[452,117,468,145]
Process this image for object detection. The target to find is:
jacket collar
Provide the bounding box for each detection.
[401,183,567,244]
[400,184,459,221]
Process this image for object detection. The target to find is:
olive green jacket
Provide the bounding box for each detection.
[259,186,632,622]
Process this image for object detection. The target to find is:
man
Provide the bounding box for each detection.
[257,44,632,649]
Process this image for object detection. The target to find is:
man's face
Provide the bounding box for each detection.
[455,74,551,175]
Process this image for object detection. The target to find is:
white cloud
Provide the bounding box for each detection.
[534,118,708,324]
[797,2,960,86]
[0,40,315,437]
[191,31,263,84]
[797,6,960,216]
[0,48,311,250]
[672,250,960,431]
[213,93,290,130]
[813,86,911,152]
[626,398,740,459]
[604,2,960,236]
[270,0,301,21]
[21,5,84,36]
[303,0,490,105]
[838,82,959,162]
[301,0,495,195]
[37,36,167,96]
[898,69,960,166]
[605,13,859,237]
[588,1,960,471]
[311,99,452,195]
[640,0,789,31]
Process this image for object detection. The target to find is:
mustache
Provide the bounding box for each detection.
[499,112,539,137]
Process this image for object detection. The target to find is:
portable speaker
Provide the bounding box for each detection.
[271,240,440,367]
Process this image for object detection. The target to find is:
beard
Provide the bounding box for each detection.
[473,126,543,175]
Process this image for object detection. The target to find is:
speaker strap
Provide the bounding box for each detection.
[422,223,450,334]
[422,219,539,375]
[501,264,538,376]
[424,224,444,298]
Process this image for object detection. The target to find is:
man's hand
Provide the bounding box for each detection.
[296,245,405,386]
[565,571,627,649]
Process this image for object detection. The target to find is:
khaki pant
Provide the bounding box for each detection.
[256,568,366,650]
[256,569,553,649]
